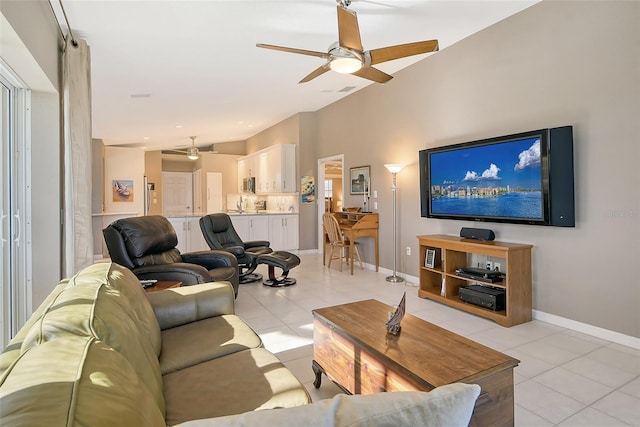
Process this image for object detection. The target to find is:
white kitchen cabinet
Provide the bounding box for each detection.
[269,214,299,251]
[230,215,270,242]
[166,216,208,253]
[239,144,296,194]
[237,156,257,193]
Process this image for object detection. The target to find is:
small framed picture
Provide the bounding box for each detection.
[425,249,436,268]
[350,165,370,195]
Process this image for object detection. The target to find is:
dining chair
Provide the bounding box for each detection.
[322,212,363,272]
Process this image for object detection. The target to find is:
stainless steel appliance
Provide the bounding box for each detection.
[242,177,255,193]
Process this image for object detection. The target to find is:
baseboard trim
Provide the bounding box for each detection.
[312,249,639,349]
[533,310,640,350]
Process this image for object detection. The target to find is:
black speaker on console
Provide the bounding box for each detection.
[460,227,495,241]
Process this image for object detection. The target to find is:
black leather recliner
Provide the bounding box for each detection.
[199,213,273,283]
[103,215,240,297]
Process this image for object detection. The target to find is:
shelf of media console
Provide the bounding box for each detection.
[420,266,507,289]
[417,285,507,317]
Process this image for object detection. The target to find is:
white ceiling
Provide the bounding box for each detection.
[56,0,538,151]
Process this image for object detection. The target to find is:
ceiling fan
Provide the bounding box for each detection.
[167,136,200,160]
[256,0,439,84]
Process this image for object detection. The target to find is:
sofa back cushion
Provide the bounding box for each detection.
[0,336,164,426]
[0,281,68,378]
[15,262,165,414]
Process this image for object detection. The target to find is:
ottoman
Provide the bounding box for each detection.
[256,251,300,287]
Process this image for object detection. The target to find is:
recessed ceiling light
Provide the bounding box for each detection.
[175,125,183,128]
[247,124,254,128]
[143,136,150,140]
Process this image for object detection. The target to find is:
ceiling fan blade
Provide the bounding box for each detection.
[256,43,329,59]
[369,40,439,65]
[352,66,393,83]
[299,64,331,83]
[337,6,363,52]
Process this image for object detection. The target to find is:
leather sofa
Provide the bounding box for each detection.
[0,262,481,426]
[103,215,240,296]
[0,262,311,426]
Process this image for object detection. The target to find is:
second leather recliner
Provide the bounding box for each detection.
[199,213,273,284]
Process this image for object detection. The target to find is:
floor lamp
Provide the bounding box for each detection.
[384,164,404,283]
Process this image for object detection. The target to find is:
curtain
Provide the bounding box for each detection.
[62,37,93,276]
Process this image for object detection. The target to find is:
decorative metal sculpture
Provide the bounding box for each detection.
[385,292,406,335]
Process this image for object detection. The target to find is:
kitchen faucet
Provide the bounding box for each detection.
[236,195,244,213]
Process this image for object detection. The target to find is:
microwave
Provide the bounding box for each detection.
[242,177,255,193]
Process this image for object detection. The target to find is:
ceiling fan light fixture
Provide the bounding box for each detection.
[329,56,362,73]
[187,146,199,160]
[328,44,363,74]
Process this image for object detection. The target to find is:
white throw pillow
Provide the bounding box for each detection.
[175,383,481,427]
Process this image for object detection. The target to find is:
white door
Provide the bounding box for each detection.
[206,172,222,213]
[162,172,193,215]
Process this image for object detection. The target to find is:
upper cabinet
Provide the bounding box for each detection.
[238,144,296,194]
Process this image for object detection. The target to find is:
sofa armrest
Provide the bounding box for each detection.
[182,250,238,270]
[145,282,235,330]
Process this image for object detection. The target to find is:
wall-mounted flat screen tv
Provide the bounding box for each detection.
[419,126,575,227]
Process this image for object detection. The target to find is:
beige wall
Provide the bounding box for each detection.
[144,151,163,216]
[310,1,639,337]
[103,147,145,215]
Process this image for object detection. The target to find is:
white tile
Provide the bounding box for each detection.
[586,346,640,375]
[591,390,640,426]
[538,332,607,356]
[243,312,285,331]
[558,407,631,427]
[282,356,317,384]
[619,376,640,399]
[532,367,614,405]
[515,380,585,424]
[506,349,556,379]
[562,356,637,389]
[512,340,580,365]
[515,404,554,426]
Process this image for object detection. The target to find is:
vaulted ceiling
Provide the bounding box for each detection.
[55,0,538,151]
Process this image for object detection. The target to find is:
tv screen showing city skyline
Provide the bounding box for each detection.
[428,136,544,220]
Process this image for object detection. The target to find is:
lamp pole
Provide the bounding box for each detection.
[385,164,404,283]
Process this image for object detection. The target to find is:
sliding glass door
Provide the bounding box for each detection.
[1,79,10,347]
[0,63,31,348]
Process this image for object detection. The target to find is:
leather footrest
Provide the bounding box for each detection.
[256,251,300,287]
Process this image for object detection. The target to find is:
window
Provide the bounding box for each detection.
[324,179,333,198]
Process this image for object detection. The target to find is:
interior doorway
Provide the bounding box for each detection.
[162,171,193,215]
[317,154,344,251]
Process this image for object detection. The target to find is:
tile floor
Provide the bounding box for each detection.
[236,253,640,426]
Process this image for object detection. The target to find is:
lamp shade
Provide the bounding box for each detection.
[384,164,404,174]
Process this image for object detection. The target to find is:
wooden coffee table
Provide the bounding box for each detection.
[143,280,182,293]
[312,299,519,427]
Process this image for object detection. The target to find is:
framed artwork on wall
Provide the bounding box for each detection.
[349,166,370,195]
[112,179,134,202]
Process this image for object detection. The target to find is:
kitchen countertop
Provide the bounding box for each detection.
[165,211,298,218]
